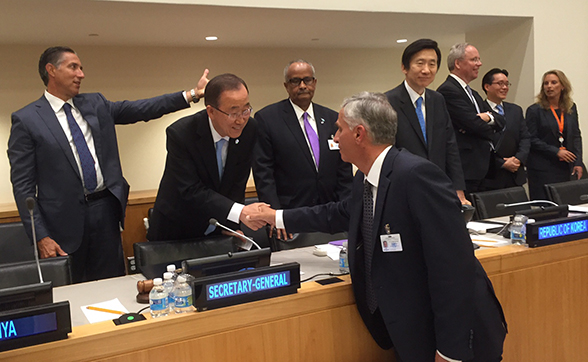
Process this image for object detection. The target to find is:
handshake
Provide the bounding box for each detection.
[238,203,293,240]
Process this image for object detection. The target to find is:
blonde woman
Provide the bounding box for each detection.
[526,70,583,199]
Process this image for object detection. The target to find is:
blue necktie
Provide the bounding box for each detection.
[496,104,505,116]
[415,97,427,145]
[216,138,227,180]
[63,103,97,192]
[466,85,481,113]
[205,138,227,236]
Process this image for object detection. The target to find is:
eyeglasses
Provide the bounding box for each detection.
[287,77,316,86]
[492,81,512,88]
[212,106,252,120]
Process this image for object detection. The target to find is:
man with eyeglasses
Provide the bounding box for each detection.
[147,74,267,241]
[437,43,504,197]
[480,68,530,190]
[252,60,353,240]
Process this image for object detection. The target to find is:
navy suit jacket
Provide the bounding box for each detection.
[8,92,189,252]
[385,83,465,190]
[437,76,504,181]
[148,109,257,240]
[252,99,353,209]
[484,101,531,188]
[282,148,506,361]
[525,103,582,172]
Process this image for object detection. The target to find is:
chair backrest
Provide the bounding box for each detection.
[0,222,35,264]
[133,235,241,277]
[0,256,72,289]
[545,179,588,206]
[470,186,529,220]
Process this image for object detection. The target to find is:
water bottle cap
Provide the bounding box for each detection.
[166,264,176,272]
[177,275,186,283]
[163,272,173,280]
[153,278,162,285]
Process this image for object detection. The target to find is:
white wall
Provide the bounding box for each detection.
[1,0,586,204]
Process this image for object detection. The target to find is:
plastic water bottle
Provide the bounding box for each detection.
[149,278,169,318]
[339,241,349,274]
[173,275,193,313]
[166,264,178,282]
[163,272,175,311]
[510,214,528,245]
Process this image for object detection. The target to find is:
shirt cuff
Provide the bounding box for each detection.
[182,91,190,105]
[228,203,244,224]
[487,112,495,126]
[437,350,461,362]
[276,210,285,229]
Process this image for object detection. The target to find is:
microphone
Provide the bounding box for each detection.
[209,218,261,250]
[496,200,558,210]
[26,197,44,283]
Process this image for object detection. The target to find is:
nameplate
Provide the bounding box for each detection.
[0,301,71,351]
[191,263,300,311]
[526,214,588,248]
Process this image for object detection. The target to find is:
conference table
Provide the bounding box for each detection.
[2,230,588,361]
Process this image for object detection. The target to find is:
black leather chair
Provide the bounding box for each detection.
[470,186,529,220]
[0,222,35,264]
[0,256,72,289]
[545,179,588,206]
[134,235,245,278]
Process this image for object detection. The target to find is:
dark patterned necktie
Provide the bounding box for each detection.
[63,103,97,192]
[362,180,377,313]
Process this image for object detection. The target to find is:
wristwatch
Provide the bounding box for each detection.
[190,89,200,103]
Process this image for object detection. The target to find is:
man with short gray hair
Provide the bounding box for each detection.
[250,91,507,362]
[437,43,504,197]
[252,59,352,240]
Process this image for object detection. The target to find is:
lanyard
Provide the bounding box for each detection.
[550,106,565,149]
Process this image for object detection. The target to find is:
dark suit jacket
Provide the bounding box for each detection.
[483,101,531,189]
[282,148,506,361]
[525,103,582,172]
[437,76,504,181]
[148,109,257,240]
[252,99,353,209]
[8,92,189,252]
[385,83,465,190]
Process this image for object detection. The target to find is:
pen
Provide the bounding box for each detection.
[86,306,125,315]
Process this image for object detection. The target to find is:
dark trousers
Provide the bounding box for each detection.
[70,191,125,283]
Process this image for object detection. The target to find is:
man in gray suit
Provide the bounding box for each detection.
[8,46,208,282]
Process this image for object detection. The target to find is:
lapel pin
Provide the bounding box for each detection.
[384,224,391,234]
[320,118,325,125]
[235,139,239,144]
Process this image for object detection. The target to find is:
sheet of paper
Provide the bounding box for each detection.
[81,298,129,324]
[467,221,505,232]
[328,239,347,247]
[470,235,511,248]
[569,205,588,213]
[315,244,342,261]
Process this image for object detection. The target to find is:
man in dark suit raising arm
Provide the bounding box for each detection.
[385,39,468,204]
[252,60,353,240]
[481,68,530,190]
[8,46,209,282]
[249,92,507,362]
